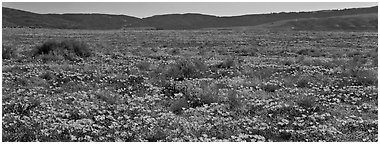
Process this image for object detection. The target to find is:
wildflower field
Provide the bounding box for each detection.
[2,28,378,142]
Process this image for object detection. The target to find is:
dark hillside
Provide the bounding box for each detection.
[139,13,219,30]
[3,7,142,29]
[2,7,80,28]
[50,14,142,29]
[137,6,378,29]
[2,6,378,30]
[272,13,378,31]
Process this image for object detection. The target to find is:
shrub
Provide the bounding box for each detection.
[171,80,221,110]
[93,90,123,105]
[372,56,377,67]
[15,76,49,88]
[179,82,220,109]
[325,58,346,68]
[351,55,368,66]
[33,39,91,61]
[39,71,57,81]
[37,54,65,63]
[350,69,377,86]
[280,58,295,66]
[29,77,50,88]
[227,90,242,110]
[2,45,17,59]
[295,76,312,88]
[261,84,281,92]
[249,67,278,80]
[297,49,324,57]
[168,48,180,55]
[233,47,258,56]
[213,57,236,69]
[112,75,146,95]
[144,127,168,142]
[296,95,317,110]
[135,61,151,71]
[365,49,377,59]
[3,96,41,116]
[166,58,208,80]
[169,97,189,114]
[347,51,362,57]
[192,86,219,107]
[160,82,182,98]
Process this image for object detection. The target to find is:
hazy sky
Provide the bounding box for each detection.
[2,2,378,18]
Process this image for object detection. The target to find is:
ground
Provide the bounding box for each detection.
[2,28,378,142]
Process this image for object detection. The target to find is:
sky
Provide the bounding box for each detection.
[2,1,378,18]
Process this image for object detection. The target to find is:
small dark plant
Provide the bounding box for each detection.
[2,45,17,59]
[93,90,122,105]
[227,90,242,110]
[135,61,151,71]
[250,67,278,80]
[297,49,323,57]
[296,76,311,88]
[166,58,208,80]
[296,95,317,109]
[350,69,377,86]
[39,71,57,81]
[33,39,91,61]
[372,55,377,67]
[214,57,236,69]
[261,84,281,92]
[169,48,180,55]
[169,97,189,114]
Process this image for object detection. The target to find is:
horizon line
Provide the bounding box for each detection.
[2,4,378,19]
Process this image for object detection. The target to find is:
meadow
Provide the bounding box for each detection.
[2,27,378,142]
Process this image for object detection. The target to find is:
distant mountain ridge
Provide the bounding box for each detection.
[2,6,378,30]
[2,7,141,29]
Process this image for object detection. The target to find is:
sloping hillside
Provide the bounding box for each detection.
[269,13,377,31]
[136,6,377,30]
[2,7,81,29]
[49,14,142,29]
[3,7,142,29]
[2,6,378,30]
[139,13,220,30]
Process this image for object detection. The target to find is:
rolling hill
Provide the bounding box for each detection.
[271,13,378,31]
[2,7,141,29]
[2,6,378,30]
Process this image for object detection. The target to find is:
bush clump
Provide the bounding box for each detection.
[213,57,236,69]
[349,69,377,86]
[33,39,91,61]
[295,76,312,88]
[261,84,281,92]
[249,67,278,80]
[297,49,324,57]
[166,58,208,80]
[296,95,318,110]
[135,61,151,71]
[2,45,17,59]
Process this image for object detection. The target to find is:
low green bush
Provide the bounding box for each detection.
[249,67,278,80]
[169,97,189,114]
[135,61,151,71]
[32,39,91,61]
[2,45,17,59]
[296,95,317,109]
[261,84,281,92]
[166,58,208,80]
[213,57,236,69]
[297,49,324,57]
[227,90,242,110]
[296,76,312,88]
[350,69,377,86]
[371,56,377,67]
